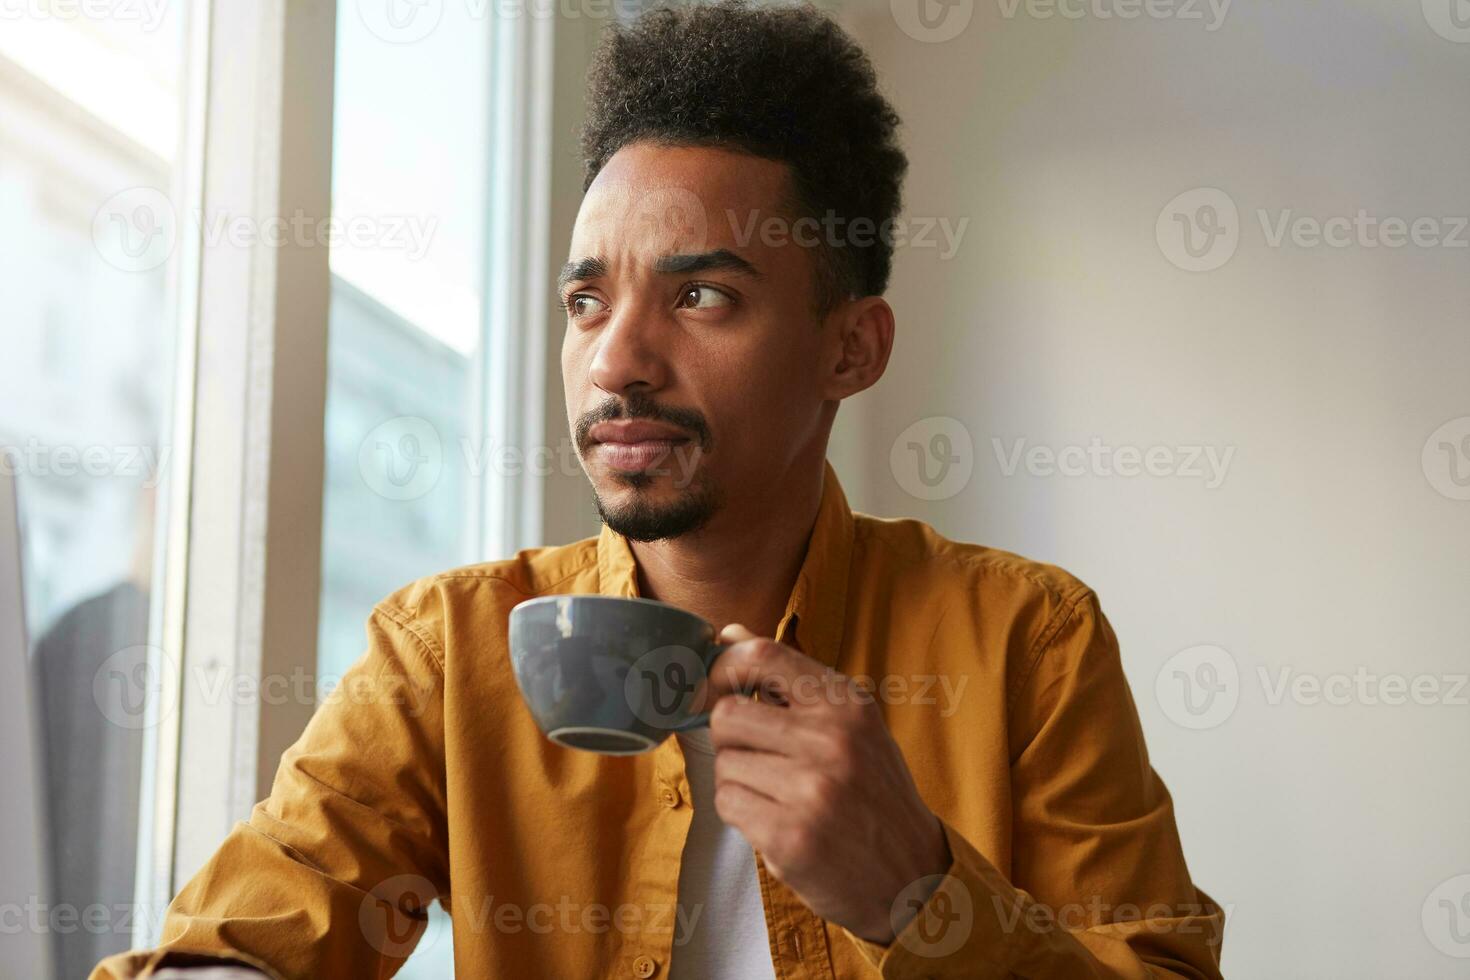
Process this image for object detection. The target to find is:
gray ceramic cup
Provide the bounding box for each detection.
[508,594,730,755]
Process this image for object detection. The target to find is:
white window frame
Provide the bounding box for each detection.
[143,0,589,946]
[162,0,340,912]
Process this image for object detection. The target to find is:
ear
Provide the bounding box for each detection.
[820,296,895,402]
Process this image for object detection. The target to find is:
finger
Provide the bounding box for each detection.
[718,623,759,644]
[712,779,781,843]
[709,695,811,754]
[712,746,806,804]
[709,623,790,705]
[704,632,826,706]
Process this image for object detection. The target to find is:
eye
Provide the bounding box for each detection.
[567,294,608,318]
[676,284,733,310]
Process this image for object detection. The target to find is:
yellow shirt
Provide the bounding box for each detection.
[94,461,1225,979]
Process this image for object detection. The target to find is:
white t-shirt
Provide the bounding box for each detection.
[668,728,778,980]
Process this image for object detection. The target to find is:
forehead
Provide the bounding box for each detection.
[571,142,797,260]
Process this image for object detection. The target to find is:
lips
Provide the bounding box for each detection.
[588,420,693,473]
[588,420,691,445]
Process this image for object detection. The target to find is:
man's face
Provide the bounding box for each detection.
[560,142,834,541]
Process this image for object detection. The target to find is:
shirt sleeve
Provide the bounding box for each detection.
[90,600,450,980]
[841,588,1226,979]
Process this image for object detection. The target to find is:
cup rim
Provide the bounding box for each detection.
[547,725,659,755]
[509,593,714,630]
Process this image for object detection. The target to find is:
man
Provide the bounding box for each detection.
[96,2,1224,977]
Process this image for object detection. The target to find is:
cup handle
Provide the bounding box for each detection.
[669,641,730,731]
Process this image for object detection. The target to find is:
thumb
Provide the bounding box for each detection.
[707,623,797,707]
[718,623,760,643]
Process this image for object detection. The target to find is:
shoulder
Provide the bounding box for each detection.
[851,513,1108,693]
[853,511,1096,612]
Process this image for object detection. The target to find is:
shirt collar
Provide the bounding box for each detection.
[595,459,854,669]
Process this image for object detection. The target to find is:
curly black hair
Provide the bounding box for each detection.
[580,0,907,310]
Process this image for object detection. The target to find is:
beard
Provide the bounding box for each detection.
[576,390,721,541]
[593,476,721,541]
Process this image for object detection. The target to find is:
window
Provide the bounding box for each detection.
[2,2,564,973]
[319,5,496,973]
[0,5,198,976]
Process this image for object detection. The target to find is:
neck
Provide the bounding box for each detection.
[629,460,826,640]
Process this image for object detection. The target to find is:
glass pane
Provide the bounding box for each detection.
[0,5,195,978]
[321,6,492,975]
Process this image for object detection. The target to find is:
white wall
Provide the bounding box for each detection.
[832,1,1470,976]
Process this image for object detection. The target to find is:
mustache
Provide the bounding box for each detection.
[575,391,713,453]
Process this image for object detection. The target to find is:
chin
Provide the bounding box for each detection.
[592,474,721,542]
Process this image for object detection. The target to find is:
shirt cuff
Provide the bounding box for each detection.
[839,818,1012,979]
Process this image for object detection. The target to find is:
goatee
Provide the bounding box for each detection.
[594,480,721,541]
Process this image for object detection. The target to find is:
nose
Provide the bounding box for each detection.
[588,304,669,397]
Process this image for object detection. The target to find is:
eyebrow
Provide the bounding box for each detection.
[556,249,763,294]
[652,249,763,279]
[557,256,608,294]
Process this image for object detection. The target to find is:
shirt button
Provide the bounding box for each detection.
[632,954,657,977]
[660,786,680,808]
